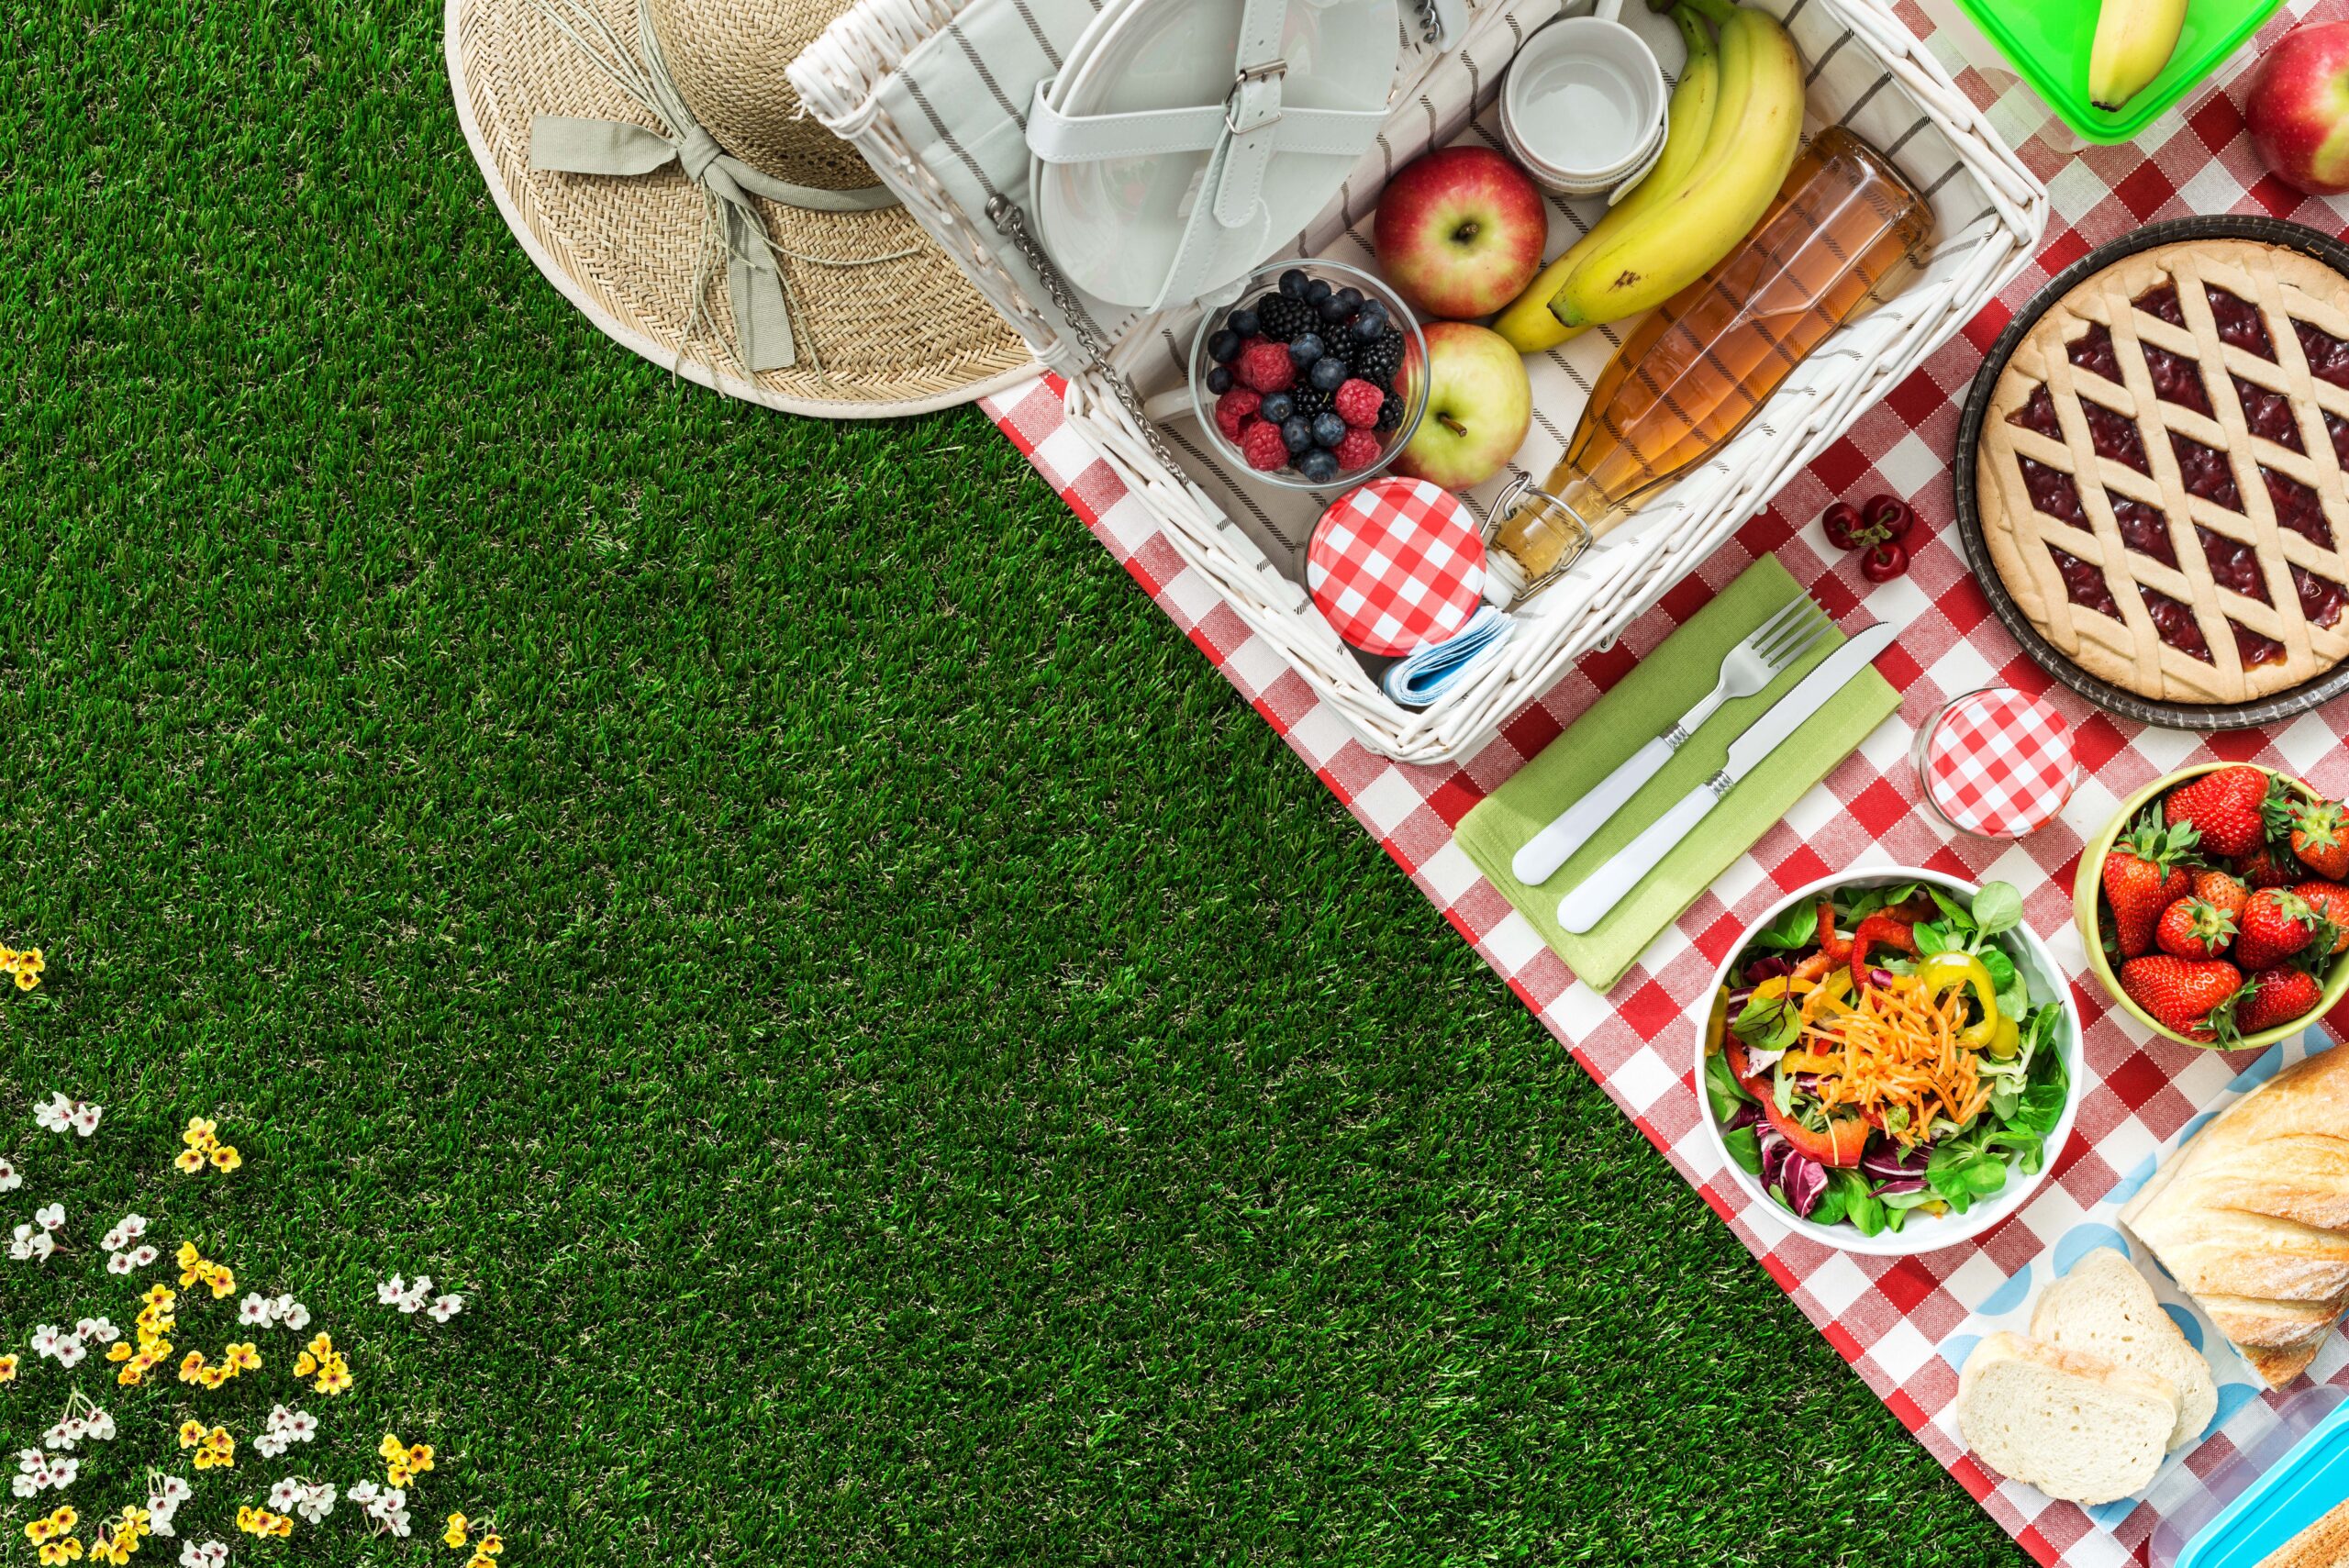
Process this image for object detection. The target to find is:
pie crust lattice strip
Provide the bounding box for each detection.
[1977,240,2349,705]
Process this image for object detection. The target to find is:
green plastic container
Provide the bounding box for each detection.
[1947,0,2285,144]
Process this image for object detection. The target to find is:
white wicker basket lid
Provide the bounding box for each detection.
[1027,0,1398,311]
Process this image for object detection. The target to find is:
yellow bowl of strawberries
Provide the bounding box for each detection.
[2075,762,2349,1049]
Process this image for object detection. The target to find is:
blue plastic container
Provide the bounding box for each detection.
[2169,1392,2349,1567]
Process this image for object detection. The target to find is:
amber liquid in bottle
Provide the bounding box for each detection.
[1497,128,1935,584]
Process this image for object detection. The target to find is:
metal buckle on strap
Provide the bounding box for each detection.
[1224,58,1287,136]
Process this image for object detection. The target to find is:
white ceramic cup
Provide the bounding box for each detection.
[1500,2,1669,197]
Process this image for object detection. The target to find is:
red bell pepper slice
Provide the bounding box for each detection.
[1849,913,1918,988]
[1762,1096,1872,1167]
[1816,898,1852,963]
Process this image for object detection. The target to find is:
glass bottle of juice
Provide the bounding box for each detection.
[1493,127,1934,595]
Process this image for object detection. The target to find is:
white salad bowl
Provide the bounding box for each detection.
[1692,867,2083,1258]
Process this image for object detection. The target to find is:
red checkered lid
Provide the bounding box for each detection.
[1921,688,2078,838]
[1306,479,1487,657]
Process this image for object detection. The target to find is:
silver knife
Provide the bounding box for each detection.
[1555,621,1897,935]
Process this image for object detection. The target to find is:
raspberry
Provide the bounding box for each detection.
[1236,340,1296,394]
[1333,429,1383,473]
[1214,386,1262,440]
[1334,379,1384,428]
[1239,418,1289,472]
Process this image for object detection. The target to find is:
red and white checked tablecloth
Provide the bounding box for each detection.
[980,7,2349,1562]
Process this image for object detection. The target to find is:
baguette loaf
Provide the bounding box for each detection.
[2263,1499,2349,1568]
[1956,1331,2178,1505]
[2030,1246,2216,1451]
[2121,1046,2349,1389]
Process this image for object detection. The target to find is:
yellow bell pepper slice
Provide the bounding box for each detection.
[1799,969,1854,1022]
[1914,951,1999,1049]
[1706,987,1730,1056]
[1987,1014,2020,1060]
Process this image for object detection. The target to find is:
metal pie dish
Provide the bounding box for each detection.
[1954,216,2349,730]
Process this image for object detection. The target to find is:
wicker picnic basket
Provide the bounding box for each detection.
[791,0,2047,765]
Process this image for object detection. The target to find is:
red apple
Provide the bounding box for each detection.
[1372,148,1548,320]
[2248,22,2349,195]
[1394,321,1532,491]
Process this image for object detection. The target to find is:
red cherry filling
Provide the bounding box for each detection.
[2009,383,2063,439]
[2263,465,2334,548]
[2051,546,2121,617]
[2232,374,2304,451]
[2232,622,2288,668]
[2019,456,2089,527]
[2114,497,2177,566]
[2205,286,2276,360]
[2135,282,2188,329]
[2171,433,2243,510]
[2143,586,2214,663]
[2068,322,2125,384]
[2142,343,2213,415]
[2294,564,2348,629]
[2197,525,2269,602]
[2083,400,2150,472]
[2329,411,2349,468]
[2297,318,2349,390]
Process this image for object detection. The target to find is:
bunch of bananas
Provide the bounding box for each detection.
[1494,0,1804,353]
[2088,0,2188,112]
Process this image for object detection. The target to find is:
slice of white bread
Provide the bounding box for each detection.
[2264,1498,2349,1568]
[2029,1247,2217,1452]
[1956,1331,2179,1505]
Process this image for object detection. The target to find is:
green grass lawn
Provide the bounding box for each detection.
[2,1,2031,1561]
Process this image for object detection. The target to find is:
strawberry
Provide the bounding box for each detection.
[2237,966,2324,1035]
[2102,816,2200,957]
[2191,866,2251,924]
[2236,845,2299,889]
[2155,896,2235,960]
[2233,888,2323,970]
[2119,954,2246,1041]
[2165,766,2273,858]
[2286,797,2349,881]
[2295,881,2349,955]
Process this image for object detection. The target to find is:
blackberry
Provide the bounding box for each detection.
[1376,392,1404,430]
[1354,329,1404,386]
[1290,384,1331,420]
[1253,294,1316,343]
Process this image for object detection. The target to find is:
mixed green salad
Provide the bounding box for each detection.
[1703,879,2072,1236]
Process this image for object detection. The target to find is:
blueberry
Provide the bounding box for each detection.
[1205,365,1234,395]
[1304,278,1333,304]
[1318,294,1353,323]
[1297,449,1341,484]
[1279,268,1310,299]
[1227,306,1259,338]
[1281,416,1316,454]
[1308,357,1349,392]
[1311,411,1349,449]
[1287,332,1325,368]
[1351,313,1386,341]
[1208,328,1243,363]
[1259,391,1293,423]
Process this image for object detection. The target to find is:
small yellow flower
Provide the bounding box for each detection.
[182,1118,217,1150]
[143,1284,175,1310]
[116,1362,145,1388]
[467,1556,497,1568]
[177,1420,208,1449]
[388,1459,412,1487]
[178,1351,208,1384]
[199,1367,228,1391]
[294,1351,317,1377]
[0,1352,17,1382]
[224,1341,260,1373]
[306,1332,334,1358]
[17,950,42,977]
[234,1508,257,1537]
[477,1532,502,1558]
[0,945,17,971]
[379,1434,406,1463]
[172,1150,206,1174]
[315,1354,351,1396]
[443,1515,470,1550]
[205,1264,235,1299]
[407,1443,435,1475]
[49,1511,76,1534]
[13,968,37,992]
[28,1518,56,1545]
[207,1145,241,1173]
[38,1539,81,1565]
[105,1343,131,1363]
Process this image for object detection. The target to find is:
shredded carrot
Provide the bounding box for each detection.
[1797,971,1989,1147]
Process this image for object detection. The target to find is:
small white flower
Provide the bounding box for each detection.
[131,1243,158,1267]
[0,1160,19,1193]
[106,1251,133,1275]
[384,1507,412,1538]
[29,1325,61,1357]
[33,1095,72,1134]
[269,1407,317,1445]
[295,1482,334,1523]
[267,1478,301,1510]
[252,1435,284,1460]
[67,1104,100,1138]
[9,1475,35,1499]
[50,1336,83,1369]
[33,1203,63,1232]
[75,1317,118,1345]
[47,1455,76,1488]
[83,1410,113,1442]
[427,1293,463,1323]
[238,1293,273,1326]
[155,1476,193,1505]
[148,1507,176,1539]
[347,1480,380,1507]
[273,1295,308,1330]
[374,1276,405,1307]
[99,1215,146,1251]
[179,1541,228,1568]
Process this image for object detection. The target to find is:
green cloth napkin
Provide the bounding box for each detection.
[1456,557,1900,994]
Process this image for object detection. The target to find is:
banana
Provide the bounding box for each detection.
[2087,0,2188,111]
[1546,0,1804,333]
[1493,5,1720,353]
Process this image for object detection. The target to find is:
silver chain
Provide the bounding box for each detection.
[987,194,1185,474]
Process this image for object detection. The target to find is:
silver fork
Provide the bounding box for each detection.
[1511,595,1833,887]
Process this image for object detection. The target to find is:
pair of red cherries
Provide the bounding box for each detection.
[1820,494,1919,583]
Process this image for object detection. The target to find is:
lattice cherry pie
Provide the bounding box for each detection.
[1977,240,2349,704]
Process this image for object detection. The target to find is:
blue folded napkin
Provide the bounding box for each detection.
[1383,605,1514,708]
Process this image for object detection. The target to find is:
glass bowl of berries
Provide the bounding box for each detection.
[1192,259,1428,491]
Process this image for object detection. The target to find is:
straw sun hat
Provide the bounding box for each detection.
[447,0,1034,417]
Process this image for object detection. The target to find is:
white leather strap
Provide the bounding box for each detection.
[1024,85,1389,163]
[1214,0,1292,228]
